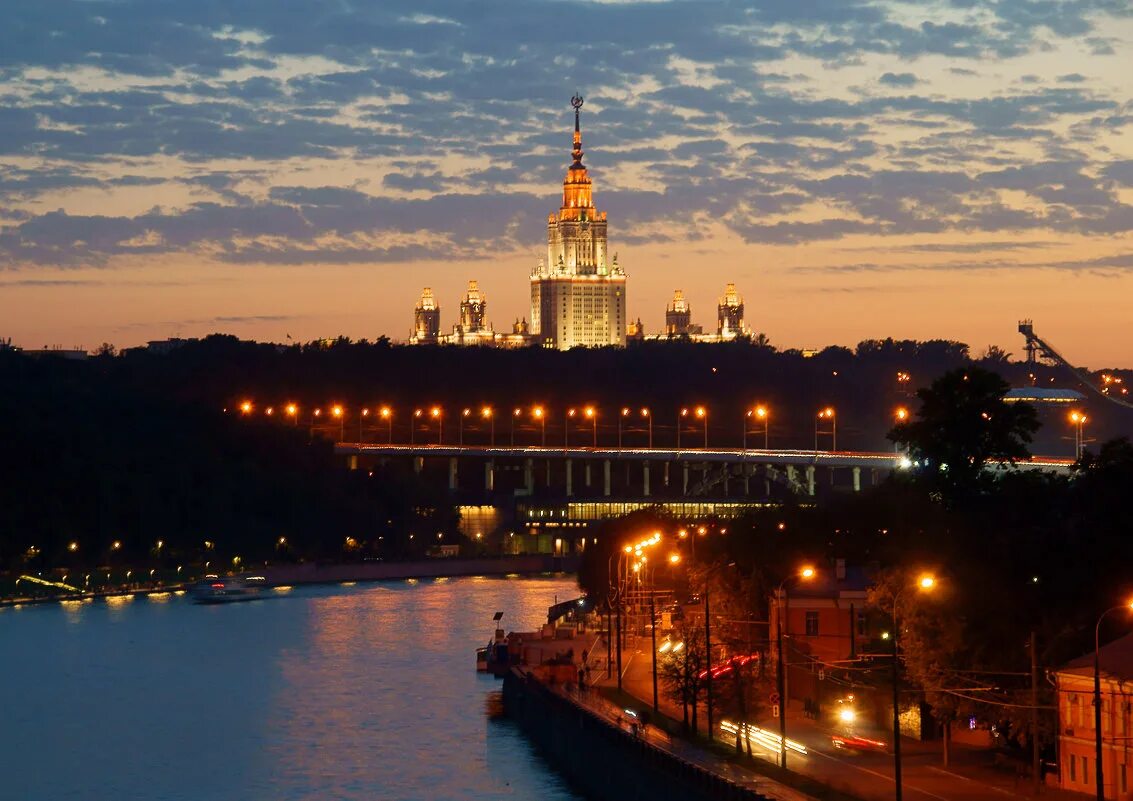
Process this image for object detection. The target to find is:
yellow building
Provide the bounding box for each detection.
[1055,634,1133,799]
[530,95,626,349]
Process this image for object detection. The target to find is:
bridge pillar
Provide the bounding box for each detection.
[743,468,750,496]
[413,456,424,475]
[348,454,359,471]
[565,459,573,497]
[806,466,816,496]
[682,464,690,496]
[643,462,650,497]
[448,457,458,491]
[721,463,729,496]
[852,466,861,492]
[603,460,611,497]
[485,460,495,492]
[585,462,591,487]
[545,460,551,487]
[663,462,670,487]
[524,458,535,494]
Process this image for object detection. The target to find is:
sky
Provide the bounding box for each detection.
[1,1,1132,367]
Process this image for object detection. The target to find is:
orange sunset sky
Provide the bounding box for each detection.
[1,2,1131,366]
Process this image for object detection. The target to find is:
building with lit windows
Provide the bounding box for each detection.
[717,282,747,340]
[1055,634,1133,798]
[410,288,441,344]
[529,95,627,349]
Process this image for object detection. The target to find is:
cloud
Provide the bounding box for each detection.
[879,72,918,87]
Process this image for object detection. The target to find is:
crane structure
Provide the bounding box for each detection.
[1018,320,1133,410]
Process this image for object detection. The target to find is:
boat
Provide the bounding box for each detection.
[189,574,267,604]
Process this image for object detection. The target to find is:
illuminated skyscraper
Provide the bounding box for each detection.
[410,287,441,343]
[530,95,626,349]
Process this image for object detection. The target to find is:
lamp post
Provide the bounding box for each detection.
[482,406,494,446]
[359,407,370,442]
[745,405,769,452]
[332,404,345,441]
[892,573,937,801]
[775,566,816,768]
[566,408,575,449]
[430,406,442,444]
[412,409,422,445]
[1094,603,1133,801]
[815,407,836,452]
[460,408,471,445]
[511,408,521,446]
[380,406,392,443]
[285,403,298,426]
[533,406,546,447]
[696,406,708,448]
[619,407,630,451]
[585,406,597,447]
[1070,411,1088,459]
[641,408,652,448]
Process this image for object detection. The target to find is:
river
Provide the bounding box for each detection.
[0,575,585,801]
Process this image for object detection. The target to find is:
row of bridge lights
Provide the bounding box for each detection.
[235,399,924,450]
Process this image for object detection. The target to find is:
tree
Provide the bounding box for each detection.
[659,621,708,735]
[979,345,1011,364]
[889,366,1039,503]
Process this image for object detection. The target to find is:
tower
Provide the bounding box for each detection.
[666,289,692,335]
[411,287,441,343]
[459,280,489,333]
[530,95,627,349]
[717,283,746,340]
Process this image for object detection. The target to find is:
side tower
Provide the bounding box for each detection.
[717,283,747,340]
[411,287,441,343]
[530,95,626,349]
[666,289,692,335]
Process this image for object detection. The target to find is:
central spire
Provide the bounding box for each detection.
[570,93,584,167]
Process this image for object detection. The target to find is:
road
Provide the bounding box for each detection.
[599,640,1077,801]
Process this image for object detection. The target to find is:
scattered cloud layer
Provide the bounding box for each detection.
[0,0,1131,276]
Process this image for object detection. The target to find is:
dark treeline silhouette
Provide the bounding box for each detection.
[2,335,1129,579]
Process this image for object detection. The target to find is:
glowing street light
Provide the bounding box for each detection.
[481,406,495,446]
[1070,410,1089,459]
[744,405,770,451]
[532,406,546,446]
[510,407,522,446]
[775,565,817,768]
[285,403,299,425]
[815,407,837,452]
[331,404,345,441]
[239,400,253,415]
[379,406,393,443]
[891,573,939,801]
[430,406,443,444]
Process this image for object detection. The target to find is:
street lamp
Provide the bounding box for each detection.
[744,405,769,452]
[815,407,836,452]
[775,565,816,768]
[461,408,471,446]
[359,407,370,443]
[412,408,422,445]
[696,406,708,448]
[532,406,546,447]
[566,407,576,449]
[285,403,298,425]
[332,404,344,441]
[641,408,652,448]
[619,407,630,451]
[240,400,253,415]
[430,406,443,444]
[1070,410,1088,459]
[584,406,596,447]
[511,407,521,446]
[892,573,938,801]
[1094,602,1133,801]
[481,406,494,446]
[379,406,392,443]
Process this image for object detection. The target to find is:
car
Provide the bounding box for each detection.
[832,734,888,753]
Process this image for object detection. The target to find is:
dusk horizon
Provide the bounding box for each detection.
[2,1,1132,365]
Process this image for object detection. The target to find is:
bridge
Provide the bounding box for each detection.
[334,442,1074,498]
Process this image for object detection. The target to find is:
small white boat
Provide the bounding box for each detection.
[189,574,267,604]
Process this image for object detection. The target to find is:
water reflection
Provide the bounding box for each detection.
[0,576,583,801]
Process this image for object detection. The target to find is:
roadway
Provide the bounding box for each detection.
[599,639,1080,801]
[334,442,1074,472]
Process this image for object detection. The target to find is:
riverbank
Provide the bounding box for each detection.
[0,554,579,608]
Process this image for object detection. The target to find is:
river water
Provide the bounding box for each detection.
[0,575,584,801]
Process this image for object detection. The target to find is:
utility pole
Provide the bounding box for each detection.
[1031,630,1041,795]
[650,587,659,712]
[606,606,612,679]
[705,586,713,738]
[616,600,623,691]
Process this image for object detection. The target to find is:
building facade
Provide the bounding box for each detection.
[717,282,747,340]
[1056,634,1133,799]
[665,290,692,335]
[530,95,627,349]
[410,288,441,344]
